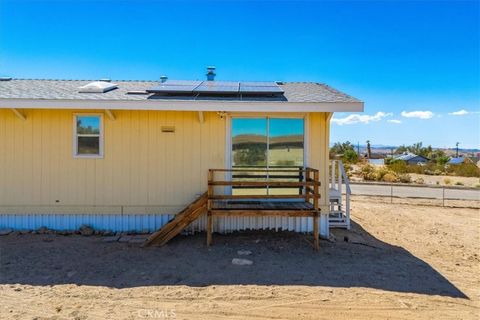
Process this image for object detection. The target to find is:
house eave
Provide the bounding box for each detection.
[0,98,364,113]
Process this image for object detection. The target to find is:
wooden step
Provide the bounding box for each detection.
[143,192,208,247]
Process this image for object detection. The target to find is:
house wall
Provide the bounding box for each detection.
[0,109,330,236]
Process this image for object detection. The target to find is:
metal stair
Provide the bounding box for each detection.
[329,160,351,229]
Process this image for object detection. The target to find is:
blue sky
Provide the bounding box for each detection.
[1,0,479,148]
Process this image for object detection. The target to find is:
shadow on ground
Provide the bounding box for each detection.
[0,221,467,299]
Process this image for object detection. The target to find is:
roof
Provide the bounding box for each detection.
[0,79,364,113]
[447,157,465,164]
[394,153,429,162]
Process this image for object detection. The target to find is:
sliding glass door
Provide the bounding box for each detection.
[231,117,305,195]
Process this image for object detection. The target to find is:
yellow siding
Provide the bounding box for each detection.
[0,109,225,213]
[307,112,331,214]
[0,109,330,214]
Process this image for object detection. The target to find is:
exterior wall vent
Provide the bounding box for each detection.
[161,126,175,133]
[78,81,118,93]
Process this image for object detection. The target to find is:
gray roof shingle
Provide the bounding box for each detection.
[0,79,361,103]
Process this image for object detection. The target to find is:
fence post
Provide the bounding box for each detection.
[442,187,445,207]
[390,184,393,204]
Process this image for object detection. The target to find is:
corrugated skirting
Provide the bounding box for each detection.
[0,213,329,237]
[0,214,173,232]
[186,214,329,238]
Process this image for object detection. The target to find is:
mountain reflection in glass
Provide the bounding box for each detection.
[231,117,304,196]
[268,118,304,167]
[232,118,267,167]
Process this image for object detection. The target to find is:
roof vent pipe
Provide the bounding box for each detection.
[206,66,216,81]
[160,76,168,83]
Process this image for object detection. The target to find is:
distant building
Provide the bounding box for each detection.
[392,153,429,165]
[447,157,466,165]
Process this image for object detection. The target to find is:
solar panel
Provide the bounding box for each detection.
[240,81,278,86]
[146,80,284,95]
[239,81,284,94]
[160,80,202,86]
[194,81,239,93]
[146,80,202,94]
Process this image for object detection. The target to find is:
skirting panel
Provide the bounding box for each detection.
[186,214,329,238]
[0,214,173,232]
[0,213,329,238]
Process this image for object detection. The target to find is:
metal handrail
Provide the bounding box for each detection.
[338,160,351,194]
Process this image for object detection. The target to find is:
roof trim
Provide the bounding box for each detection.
[0,98,364,113]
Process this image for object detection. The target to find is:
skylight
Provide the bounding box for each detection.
[78,81,118,93]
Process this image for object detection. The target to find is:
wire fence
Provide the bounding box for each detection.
[347,182,480,209]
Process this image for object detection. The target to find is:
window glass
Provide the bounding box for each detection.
[268,118,304,167]
[77,116,100,134]
[232,118,267,167]
[75,115,102,157]
[231,117,304,196]
[268,118,304,195]
[232,118,268,195]
[77,136,100,155]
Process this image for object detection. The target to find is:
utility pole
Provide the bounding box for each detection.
[456,142,459,158]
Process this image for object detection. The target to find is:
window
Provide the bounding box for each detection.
[73,114,103,158]
[231,117,305,195]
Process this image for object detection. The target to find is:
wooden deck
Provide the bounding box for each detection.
[207,167,321,250]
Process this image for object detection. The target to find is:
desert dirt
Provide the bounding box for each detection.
[407,173,480,188]
[1,197,479,320]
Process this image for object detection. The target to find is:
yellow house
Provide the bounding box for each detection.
[0,71,363,240]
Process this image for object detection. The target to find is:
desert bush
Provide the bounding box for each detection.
[424,169,434,175]
[342,149,358,164]
[475,184,480,189]
[382,172,399,183]
[343,163,353,178]
[398,173,412,183]
[433,169,443,175]
[415,177,425,184]
[374,167,390,181]
[360,164,377,181]
[444,178,452,185]
[445,163,480,178]
[454,181,464,186]
[387,161,408,174]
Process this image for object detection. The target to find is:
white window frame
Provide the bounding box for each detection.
[73,113,104,159]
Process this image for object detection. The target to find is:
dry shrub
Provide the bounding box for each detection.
[360,164,376,181]
[415,177,425,184]
[444,178,452,185]
[398,174,412,183]
[382,173,399,183]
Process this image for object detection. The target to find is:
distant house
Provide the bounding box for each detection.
[393,153,429,165]
[448,157,477,165]
[447,157,466,165]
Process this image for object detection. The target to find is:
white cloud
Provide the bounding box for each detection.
[331,112,392,125]
[400,110,434,119]
[449,109,469,116]
[387,119,402,124]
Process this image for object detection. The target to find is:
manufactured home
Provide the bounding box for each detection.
[0,68,363,248]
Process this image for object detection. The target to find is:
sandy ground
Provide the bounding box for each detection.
[1,199,479,320]
[408,174,480,188]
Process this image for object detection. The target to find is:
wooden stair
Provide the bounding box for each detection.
[143,192,208,247]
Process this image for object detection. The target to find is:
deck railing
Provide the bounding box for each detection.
[207,167,322,249]
[207,167,321,208]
